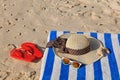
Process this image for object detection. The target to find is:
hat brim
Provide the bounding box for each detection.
[53,33,105,65]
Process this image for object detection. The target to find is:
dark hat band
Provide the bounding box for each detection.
[66,45,90,55]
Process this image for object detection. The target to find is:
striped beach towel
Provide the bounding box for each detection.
[39,31,120,80]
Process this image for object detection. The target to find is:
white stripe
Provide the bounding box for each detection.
[68,32,80,80]
[68,66,77,80]
[57,31,63,37]
[68,32,79,80]
[86,64,94,80]
[51,31,63,80]
[39,32,51,80]
[47,31,51,42]
[84,32,94,80]
[111,34,120,75]
[97,33,111,80]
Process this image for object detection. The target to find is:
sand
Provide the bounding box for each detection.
[0,0,120,80]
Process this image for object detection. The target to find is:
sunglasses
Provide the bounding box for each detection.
[62,57,82,68]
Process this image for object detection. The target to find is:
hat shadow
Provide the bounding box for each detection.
[88,38,102,51]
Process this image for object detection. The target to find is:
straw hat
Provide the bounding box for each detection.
[53,34,109,65]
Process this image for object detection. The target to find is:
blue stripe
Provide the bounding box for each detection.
[77,32,84,34]
[90,32,103,80]
[59,63,69,80]
[64,31,70,34]
[118,34,120,46]
[42,31,57,80]
[59,31,70,80]
[77,65,86,80]
[104,33,119,80]
[77,32,86,80]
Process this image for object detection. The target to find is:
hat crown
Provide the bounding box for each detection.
[66,34,89,50]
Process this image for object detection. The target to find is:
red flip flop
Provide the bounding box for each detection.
[10,48,36,62]
[10,42,43,62]
[21,42,43,59]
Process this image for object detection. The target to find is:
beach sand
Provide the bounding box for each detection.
[0,0,120,80]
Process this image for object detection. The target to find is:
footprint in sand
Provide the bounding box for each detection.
[0,71,10,80]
